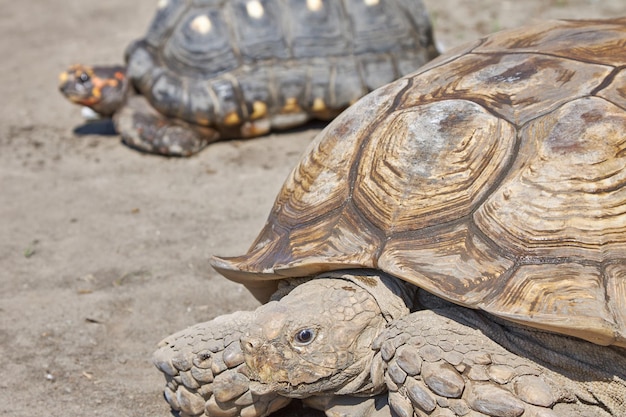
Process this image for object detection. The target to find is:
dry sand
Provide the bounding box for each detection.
[1,1,623,416]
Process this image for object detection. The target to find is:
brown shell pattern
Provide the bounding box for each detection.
[211,18,626,347]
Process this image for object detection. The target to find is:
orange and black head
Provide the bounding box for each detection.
[59,64,128,117]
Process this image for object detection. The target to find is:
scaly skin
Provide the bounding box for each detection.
[378,306,626,417]
[153,311,291,417]
[113,95,218,157]
[153,272,413,417]
[155,272,626,416]
[241,277,390,399]
[241,273,626,417]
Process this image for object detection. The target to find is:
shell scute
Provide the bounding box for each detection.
[163,8,238,77]
[287,0,346,58]
[353,99,516,233]
[606,264,626,343]
[230,0,288,61]
[475,96,626,262]
[399,52,613,126]
[379,222,515,306]
[482,263,617,346]
[276,206,381,276]
[144,0,188,48]
[270,79,410,228]
[213,80,409,286]
[474,18,626,66]
[597,69,626,110]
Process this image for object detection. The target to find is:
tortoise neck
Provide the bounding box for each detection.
[322,270,418,323]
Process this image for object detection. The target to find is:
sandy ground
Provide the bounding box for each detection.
[0,1,623,416]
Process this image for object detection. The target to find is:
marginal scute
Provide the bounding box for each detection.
[606,263,626,343]
[280,206,380,272]
[483,263,619,346]
[214,204,381,289]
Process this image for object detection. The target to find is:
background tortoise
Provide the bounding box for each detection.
[58,0,438,156]
[153,18,626,417]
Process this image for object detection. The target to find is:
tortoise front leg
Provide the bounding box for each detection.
[377,307,626,417]
[153,310,291,417]
[114,95,219,156]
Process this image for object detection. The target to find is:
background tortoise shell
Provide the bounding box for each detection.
[125,0,438,136]
[212,18,626,348]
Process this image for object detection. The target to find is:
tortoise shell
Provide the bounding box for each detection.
[212,18,626,348]
[125,0,437,137]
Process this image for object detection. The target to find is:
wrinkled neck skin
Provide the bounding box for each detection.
[243,270,416,400]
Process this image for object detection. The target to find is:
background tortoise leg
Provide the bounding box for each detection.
[377,304,626,417]
[114,95,219,156]
[153,311,292,417]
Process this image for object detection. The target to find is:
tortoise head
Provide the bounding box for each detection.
[239,272,414,398]
[59,64,128,117]
[240,276,385,398]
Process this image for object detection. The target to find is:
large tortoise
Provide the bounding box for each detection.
[58,0,437,156]
[153,18,626,417]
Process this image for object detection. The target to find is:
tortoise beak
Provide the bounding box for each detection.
[241,335,290,384]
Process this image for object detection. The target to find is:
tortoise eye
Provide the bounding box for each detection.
[294,328,316,345]
[78,72,91,84]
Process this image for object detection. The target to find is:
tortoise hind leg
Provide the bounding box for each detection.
[114,95,219,156]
